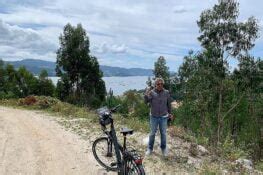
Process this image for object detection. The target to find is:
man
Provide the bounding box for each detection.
[144,78,173,157]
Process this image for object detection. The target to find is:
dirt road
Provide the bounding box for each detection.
[0,106,113,175]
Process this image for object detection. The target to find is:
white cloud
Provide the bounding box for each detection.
[92,43,109,54]
[0,45,56,61]
[111,44,127,54]
[92,43,127,54]
[0,19,56,60]
[173,5,187,13]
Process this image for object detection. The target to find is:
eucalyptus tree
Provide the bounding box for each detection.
[38,69,55,97]
[197,0,259,143]
[232,56,263,160]
[56,23,106,106]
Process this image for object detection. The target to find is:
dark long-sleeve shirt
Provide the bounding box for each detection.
[144,88,172,117]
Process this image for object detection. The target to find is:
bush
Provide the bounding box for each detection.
[36,96,59,109]
[0,91,17,99]
[131,101,149,120]
[220,136,248,161]
[255,161,263,172]
[17,96,60,109]
[121,90,148,118]
[89,96,102,108]
[21,95,37,105]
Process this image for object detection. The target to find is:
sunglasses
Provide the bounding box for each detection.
[156,83,163,86]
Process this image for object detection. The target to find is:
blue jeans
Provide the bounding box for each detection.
[148,115,168,151]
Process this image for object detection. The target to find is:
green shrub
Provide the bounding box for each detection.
[36,96,59,109]
[0,91,17,99]
[86,96,101,108]
[131,101,149,120]
[220,136,248,161]
[255,161,263,172]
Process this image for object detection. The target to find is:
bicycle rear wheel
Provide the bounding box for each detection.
[125,151,145,175]
[92,137,118,171]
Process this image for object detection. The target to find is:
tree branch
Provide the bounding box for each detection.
[221,93,245,122]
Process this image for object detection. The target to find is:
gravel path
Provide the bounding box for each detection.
[0,106,114,175]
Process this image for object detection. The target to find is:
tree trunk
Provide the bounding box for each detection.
[217,80,223,145]
[231,111,237,144]
[201,109,206,137]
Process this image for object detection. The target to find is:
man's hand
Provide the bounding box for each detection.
[168,114,174,121]
[167,114,174,126]
[145,87,152,96]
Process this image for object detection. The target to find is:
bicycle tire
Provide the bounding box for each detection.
[92,137,118,171]
[125,152,145,175]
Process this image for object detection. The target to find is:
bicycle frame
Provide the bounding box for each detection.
[103,121,130,175]
[105,121,124,175]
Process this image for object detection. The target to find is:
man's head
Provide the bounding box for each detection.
[155,78,164,91]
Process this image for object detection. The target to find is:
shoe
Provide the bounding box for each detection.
[145,149,152,156]
[162,148,168,157]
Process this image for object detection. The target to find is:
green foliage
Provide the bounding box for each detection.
[0,60,55,98]
[39,69,48,80]
[146,76,153,88]
[255,161,263,172]
[220,136,247,161]
[38,70,55,97]
[199,163,220,175]
[17,66,38,96]
[0,91,16,99]
[153,56,171,90]
[173,0,262,161]
[55,76,70,100]
[121,90,148,120]
[0,60,6,93]
[104,88,128,113]
[56,23,106,107]
[197,0,259,56]
[0,60,55,99]
[196,136,209,146]
[104,89,149,120]
[131,101,149,120]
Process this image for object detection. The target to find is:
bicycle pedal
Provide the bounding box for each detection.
[106,152,113,157]
[110,162,117,167]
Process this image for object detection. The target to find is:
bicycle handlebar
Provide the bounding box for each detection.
[110,104,121,113]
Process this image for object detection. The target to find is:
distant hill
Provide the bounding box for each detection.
[5,59,57,76]
[100,65,153,77]
[4,59,153,77]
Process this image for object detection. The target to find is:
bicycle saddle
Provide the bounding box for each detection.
[120,128,133,135]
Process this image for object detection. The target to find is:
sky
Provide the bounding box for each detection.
[0,0,262,71]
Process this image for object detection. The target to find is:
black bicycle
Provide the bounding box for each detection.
[92,105,145,175]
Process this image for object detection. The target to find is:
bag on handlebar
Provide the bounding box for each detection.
[97,107,112,126]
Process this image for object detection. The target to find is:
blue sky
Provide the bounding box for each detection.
[0,0,262,71]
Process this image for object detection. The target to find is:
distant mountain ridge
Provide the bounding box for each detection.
[4,59,153,77]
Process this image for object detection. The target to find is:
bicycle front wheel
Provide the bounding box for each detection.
[92,137,118,171]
